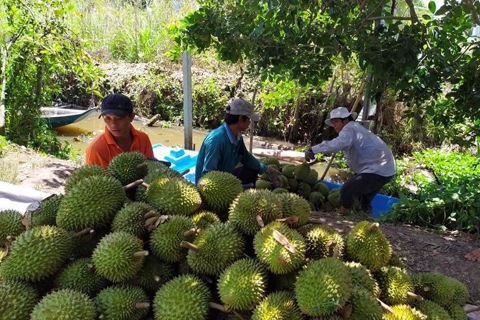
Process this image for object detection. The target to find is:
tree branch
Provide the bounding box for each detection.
[462,0,480,26]
[366,16,415,21]
[404,0,419,23]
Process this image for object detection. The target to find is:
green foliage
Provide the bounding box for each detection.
[383,149,480,233]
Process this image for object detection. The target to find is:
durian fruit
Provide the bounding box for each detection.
[145,177,202,216]
[272,187,289,194]
[30,289,97,320]
[376,266,414,305]
[344,261,380,297]
[445,304,469,320]
[228,189,283,236]
[153,275,211,320]
[298,224,345,260]
[315,182,330,197]
[56,175,127,231]
[297,182,311,199]
[192,210,221,230]
[345,221,392,271]
[197,171,243,215]
[382,304,426,320]
[217,258,267,310]
[413,272,469,307]
[108,151,149,186]
[255,179,273,190]
[293,163,310,180]
[251,290,303,320]
[26,194,63,227]
[149,215,195,263]
[0,209,24,242]
[348,289,383,320]
[70,228,109,259]
[128,255,175,294]
[281,164,296,178]
[64,164,109,193]
[0,225,72,281]
[185,223,245,276]
[135,161,183,201]
[54,257,108,297]
[261,157,280,167]
[308,191,325,210]
[95,285,150,320]
[303,168,319,185]
[295,257,352,317]
[111,201,156,239]
[327,189,341,208]
[92,231,147,282]
[253,221,306,274]
[277,192,311,228]
[0,280,38,320]
[414,300,451,320]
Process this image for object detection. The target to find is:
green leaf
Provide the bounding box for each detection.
[428,1,436,14]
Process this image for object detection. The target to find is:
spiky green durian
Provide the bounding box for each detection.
[293,163,310,180]
[228,189,283,236]
[56,175,127,231]
[297,182,311,199]
[0,280,37,320]
[276,192,311,228]
[64,164,110,192]
[251,290,303,320]
[298,224,345,260]
[112,201,156,239]
[315,182,330,196]
[376,266,414,305]
[344,261,380,297]
[327,190,340,207]
[272,187,289,194]
[0,225,72,281]
[445,304,468,320]
[256,179,273,190]
[288,178,298,192]
[295,257,352,317]
[92,231,146,282]
[345,221,392,271]
[30,289,96,320]
[0,209,24,242]
[135,161,183,201]
[253,221,306,274]
[382,304,426,320]
[197,171,243,215]
[218,258,268,310]
[27,194,63,227]
[413,272,468,307]
[303,168,319,185]
[145,177,202,216]
[186,223,245,276]
[281,164,296,178]
[349,289,383,320]
[55,257,108,297]
[149,215,195,263]
[308,191,325,210]
[261,157,281,167]
[108,151,149,185]
[414,300,451,320]
[191,210,221,230]
[153,275,211,320]
[95,285,150,320]
[128,255,175,293]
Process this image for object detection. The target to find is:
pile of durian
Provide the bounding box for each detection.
[255,158,341,211]
[0,152,473,319]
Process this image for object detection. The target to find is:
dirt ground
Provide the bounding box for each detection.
[2,148,480,306]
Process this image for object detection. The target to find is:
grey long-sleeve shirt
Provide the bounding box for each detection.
[311,121,396,177]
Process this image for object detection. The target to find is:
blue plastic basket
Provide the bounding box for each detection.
[319,180,399,218]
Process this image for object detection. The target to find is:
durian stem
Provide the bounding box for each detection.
[209,302,228,312]
[276,216,299,225]
[141,182,150,188]
[180,169,190,176]
[376,298,394,314]
[337,304,353,320]
[406,291,423,300]
[145,216,160,227]
[153,275,160,282]
[144,210,157,219]
[133,250,149,258]
[135,302,150,309]
[87,263,95,273]
[136,162,148,169]
[184,228,199,237]
[272,230,297,254]
[255,215,265,227]
[181,241,199,251]
[465,305,480,313]
[368,222,380,232]
[123,179,145,190]
[21,217,32,228]
[71,228,93,238]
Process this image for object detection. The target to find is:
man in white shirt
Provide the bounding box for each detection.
[305,107,396,215]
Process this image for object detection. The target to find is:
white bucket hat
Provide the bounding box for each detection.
[227,98,261,121]
[325,107,358,127]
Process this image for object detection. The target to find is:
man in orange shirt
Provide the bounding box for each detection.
[85,93,154,168]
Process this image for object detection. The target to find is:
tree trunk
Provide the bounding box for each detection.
[288,92,302,143]
[0,47,7,135]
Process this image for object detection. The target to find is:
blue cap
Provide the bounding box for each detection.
[99,93,133,118]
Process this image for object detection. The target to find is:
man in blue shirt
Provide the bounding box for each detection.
[195,98,281,188]
[305,107,396,215]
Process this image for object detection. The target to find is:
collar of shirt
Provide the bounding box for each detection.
[223,122,241,145]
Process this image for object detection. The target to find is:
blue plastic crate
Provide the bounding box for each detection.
[319,180,399,218]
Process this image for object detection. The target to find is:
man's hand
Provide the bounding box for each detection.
[305,148,316,162]
[265,166,282,188]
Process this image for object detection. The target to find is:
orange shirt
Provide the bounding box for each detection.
[85,125,154,169]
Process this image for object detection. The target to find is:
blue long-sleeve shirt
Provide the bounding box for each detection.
[195,123,267,184]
